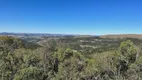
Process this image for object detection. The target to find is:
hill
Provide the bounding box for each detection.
[0,36,40,49]
[100,34,142,39]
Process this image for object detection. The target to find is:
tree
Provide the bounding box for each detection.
[54,49,85,80]
[14,67,42,80]
[117,40,138,78]
[0,46,18,80]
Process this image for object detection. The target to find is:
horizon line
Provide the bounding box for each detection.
[1,32,142,36]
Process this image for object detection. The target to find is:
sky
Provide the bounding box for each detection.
[0,0,142,35]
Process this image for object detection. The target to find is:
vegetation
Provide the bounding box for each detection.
[0,36,142,80]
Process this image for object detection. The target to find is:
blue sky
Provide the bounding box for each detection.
[0,0,142,35]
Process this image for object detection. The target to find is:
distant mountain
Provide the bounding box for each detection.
[0,32,95,44]
[0,32,95,38]
[1,33,142,39]
[100,34,142,39]
[0,32,70,37]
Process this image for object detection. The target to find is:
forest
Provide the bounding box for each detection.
[0,35,142,80]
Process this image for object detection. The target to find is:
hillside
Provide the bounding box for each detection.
[1,35,142,80]
[0,36,40,49]
[0,35,142,80]
[100,34,142,39]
